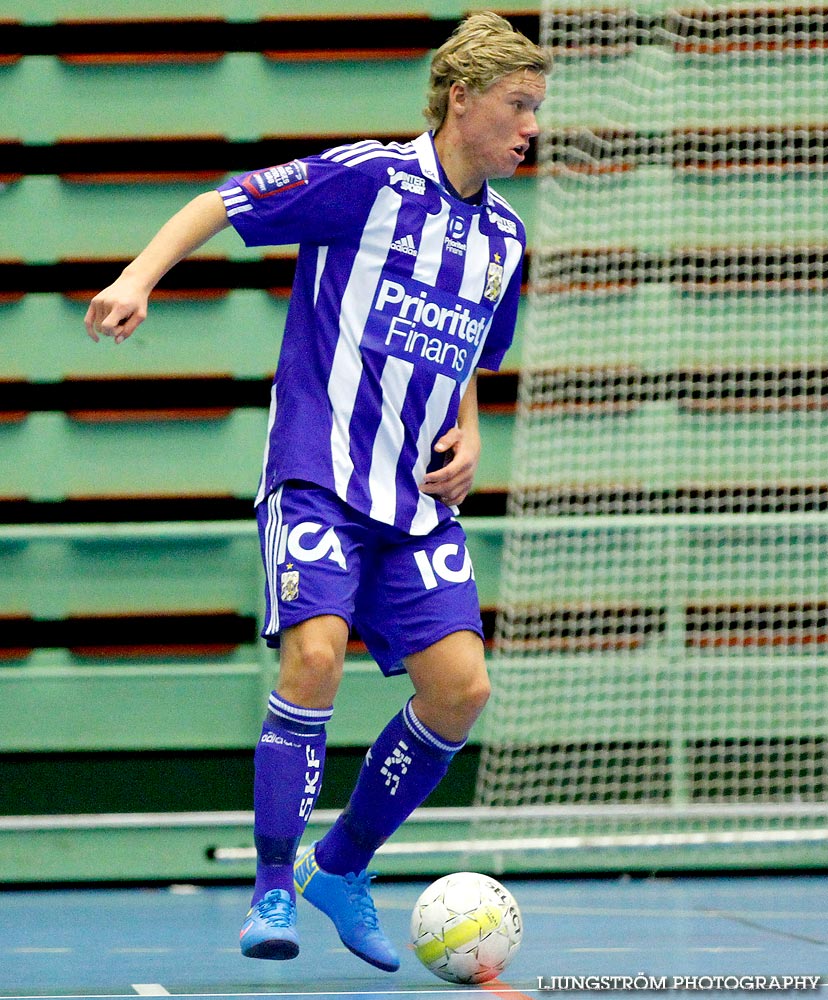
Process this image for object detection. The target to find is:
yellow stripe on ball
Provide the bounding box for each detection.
[415,905,502,966]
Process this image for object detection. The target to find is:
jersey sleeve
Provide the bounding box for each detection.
[217,155,377,247]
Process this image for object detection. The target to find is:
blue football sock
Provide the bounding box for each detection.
[315,697,465,876]
[252,692,333,905]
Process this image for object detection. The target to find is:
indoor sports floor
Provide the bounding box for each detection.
[2,874,826,999]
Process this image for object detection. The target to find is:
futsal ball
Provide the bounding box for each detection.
[410,871,522,984]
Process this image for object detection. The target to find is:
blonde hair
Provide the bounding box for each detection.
[425,12,551,132]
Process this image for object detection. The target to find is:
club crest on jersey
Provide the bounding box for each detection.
[484,254,504,302]
[243,160,308,199]
[280,569,299,602]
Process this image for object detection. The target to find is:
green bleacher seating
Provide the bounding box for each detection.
[1,54,431,142]
[541,169,828,248]
[0,173,539,259]
[0,292,529,380]
[0,403,515,500]
[2,2,826,884]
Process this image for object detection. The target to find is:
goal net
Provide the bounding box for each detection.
[471,0,828,871]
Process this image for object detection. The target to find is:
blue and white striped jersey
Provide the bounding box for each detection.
[218,132,525,535]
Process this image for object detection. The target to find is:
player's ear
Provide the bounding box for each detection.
[448,80,469,117]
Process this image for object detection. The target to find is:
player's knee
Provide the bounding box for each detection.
[298,639,342,688]
[407,632,490,738]
[458,671,491,722]
[279,641,343,706]
[430,669,490,731]
[279,617,347,705]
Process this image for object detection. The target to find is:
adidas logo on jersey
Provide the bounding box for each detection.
[390,234,418,256]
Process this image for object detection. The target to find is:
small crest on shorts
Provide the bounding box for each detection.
[484,254,504,302]
[280,569,300,602]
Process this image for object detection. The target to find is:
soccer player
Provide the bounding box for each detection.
[84,11,549,973]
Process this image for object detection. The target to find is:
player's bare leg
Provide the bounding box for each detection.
[405,629,490,743]
[277,614,349,708]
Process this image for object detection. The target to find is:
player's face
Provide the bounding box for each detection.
[457,69,546,185]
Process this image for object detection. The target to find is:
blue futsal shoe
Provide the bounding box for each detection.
[294,842,400,972]
[239,888,299,960]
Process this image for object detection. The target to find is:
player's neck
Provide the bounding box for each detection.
[433,127,484,202]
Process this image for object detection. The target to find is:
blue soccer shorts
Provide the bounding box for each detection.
[256,480,484,676]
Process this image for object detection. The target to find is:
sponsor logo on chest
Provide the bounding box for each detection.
[387,167,426,195]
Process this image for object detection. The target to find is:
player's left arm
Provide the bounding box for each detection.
[421,374,482,507]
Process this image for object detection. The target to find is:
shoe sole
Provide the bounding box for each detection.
[242,938,300,961]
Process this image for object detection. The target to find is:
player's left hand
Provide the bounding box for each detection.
[420,425,481,507]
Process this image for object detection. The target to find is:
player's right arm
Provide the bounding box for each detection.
[84,190,230,344]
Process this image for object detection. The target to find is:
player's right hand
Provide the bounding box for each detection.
[84,274,149,344]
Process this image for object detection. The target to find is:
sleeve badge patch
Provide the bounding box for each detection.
[242,160,308,199]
